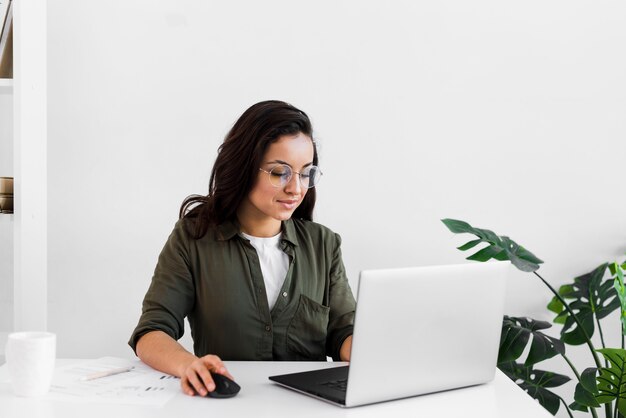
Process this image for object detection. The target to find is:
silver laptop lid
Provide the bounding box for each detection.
[345,261,510,407]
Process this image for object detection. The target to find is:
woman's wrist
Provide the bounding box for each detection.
[176,352,199,377]
[339,335,353,362]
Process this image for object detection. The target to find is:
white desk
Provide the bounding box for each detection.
[0,359,551,418]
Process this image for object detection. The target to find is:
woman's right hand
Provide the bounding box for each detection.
[179,354,235,397]
[135,332,235,397]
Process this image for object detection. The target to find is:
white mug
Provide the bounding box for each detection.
[5,332,57,397]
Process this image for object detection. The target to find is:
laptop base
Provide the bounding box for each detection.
[269,365,349,406]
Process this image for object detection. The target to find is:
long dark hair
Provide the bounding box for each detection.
[179,100,318,239]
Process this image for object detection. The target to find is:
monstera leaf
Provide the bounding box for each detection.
[499,316,565,366]
[441,219,543,272]
[610,262,626,335]
[571,367,600,412]
[595,348,626,416]
[547,263,619,345]
[498,361,570,415]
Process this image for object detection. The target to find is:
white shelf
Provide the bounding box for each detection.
[1,0,48,335]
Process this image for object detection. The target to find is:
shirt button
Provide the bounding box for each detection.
[282,292,288,297]
[265,325,271,332]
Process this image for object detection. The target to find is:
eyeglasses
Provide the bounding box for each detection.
[259,164,323,189]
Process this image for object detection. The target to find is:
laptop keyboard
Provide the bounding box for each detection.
[320,378,348,392]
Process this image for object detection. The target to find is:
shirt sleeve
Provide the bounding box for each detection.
[326,233,356,361]
[128,220,195,355]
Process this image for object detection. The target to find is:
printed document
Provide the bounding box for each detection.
[49,357,180,406]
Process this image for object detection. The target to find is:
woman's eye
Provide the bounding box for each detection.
[271,172,286,177]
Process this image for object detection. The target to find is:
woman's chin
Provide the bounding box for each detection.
[272,209,297,221]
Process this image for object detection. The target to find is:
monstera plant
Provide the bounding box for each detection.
[442,218,626,418]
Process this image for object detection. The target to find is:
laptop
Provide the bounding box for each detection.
[269,261,510,407]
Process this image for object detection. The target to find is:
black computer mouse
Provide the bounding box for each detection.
[206,372,241,398]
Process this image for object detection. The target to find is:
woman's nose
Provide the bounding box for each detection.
[284,173,302,194]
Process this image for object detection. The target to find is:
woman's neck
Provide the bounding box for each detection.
[236,196,284,237]
[236,211,282,238]
[239,220,281,237]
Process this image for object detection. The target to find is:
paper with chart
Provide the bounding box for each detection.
[49,357,180,406]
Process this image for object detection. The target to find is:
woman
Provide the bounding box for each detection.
[129,100,356,397]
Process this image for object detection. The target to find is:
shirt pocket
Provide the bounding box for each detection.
[286,294,330,360]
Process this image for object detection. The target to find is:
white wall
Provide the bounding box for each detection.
[46,2,625,416]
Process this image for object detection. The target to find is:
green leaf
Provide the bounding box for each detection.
[596,280,619,320]
[558,284,576,298]
[595,348,626,415]
[513,244,544,265]
[456,239,483,251]
[560,306,595,345]
[573,368,600,408]
[467,245,506,262]
[500,236,544,271]
[569,401,589,412]
[475,227,501,244]
[441,218,474,234]
[547,284,574,316]
[509,256,542,273]
[441,218,544,273]
[547,296,563,315]
[612,263,626,335]
[498,361,570,415]
[550,263,619,345]
[581,367,599,393]
[553,311,567,325]
[498,316,565,366]
[575,382,601,408]
[493,250,509,261]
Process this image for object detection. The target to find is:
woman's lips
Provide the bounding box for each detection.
[277,199,299,209]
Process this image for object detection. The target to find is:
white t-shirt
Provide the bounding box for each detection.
[241,232,289,310]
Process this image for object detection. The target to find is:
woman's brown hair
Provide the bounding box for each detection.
[179,100,318,239]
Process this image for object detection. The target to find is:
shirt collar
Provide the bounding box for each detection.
[280,219,299,247]
[216,218,299,247]
[216,220,239,241]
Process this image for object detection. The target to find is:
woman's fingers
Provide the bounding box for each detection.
[180,354,235,396]
[195,361,216,393]
[201,355,235,381]
[184,365,213,396]
[180,378,194,396]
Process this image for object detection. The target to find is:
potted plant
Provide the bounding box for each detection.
[442,218,626,418]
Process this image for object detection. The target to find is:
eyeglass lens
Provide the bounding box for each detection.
[269,164,321,188]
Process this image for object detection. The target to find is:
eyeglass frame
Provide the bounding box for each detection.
[258,164,323,189]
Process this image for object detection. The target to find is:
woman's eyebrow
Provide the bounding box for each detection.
[266,159,313,169]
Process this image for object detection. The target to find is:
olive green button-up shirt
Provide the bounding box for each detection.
[129,218,356,361]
